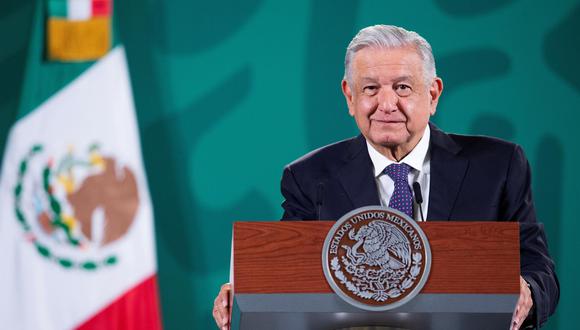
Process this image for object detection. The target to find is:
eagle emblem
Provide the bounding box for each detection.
[322,207,431,311]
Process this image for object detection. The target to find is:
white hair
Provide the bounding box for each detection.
[344,25,437,85]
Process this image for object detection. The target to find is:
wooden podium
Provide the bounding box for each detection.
[230,221,520,330]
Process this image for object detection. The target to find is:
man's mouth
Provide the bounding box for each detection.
[371,119,405,124]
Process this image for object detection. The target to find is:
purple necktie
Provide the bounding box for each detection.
[384,163,414,219]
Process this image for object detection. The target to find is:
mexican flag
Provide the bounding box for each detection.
[0,19,162,330]
[47,0,113,61]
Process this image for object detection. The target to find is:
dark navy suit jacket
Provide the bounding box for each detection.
[280,123,559,328]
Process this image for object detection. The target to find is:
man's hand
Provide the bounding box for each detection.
[511,276,533,330]
[213,283,231,330]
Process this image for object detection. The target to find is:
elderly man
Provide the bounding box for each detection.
[213,25,559,330]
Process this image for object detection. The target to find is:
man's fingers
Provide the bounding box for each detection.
[512,309,529,330]
[213,305,230,329]
[511,304,520,330]
[213,283,232,329]
[214,284,231,310]
[512,295,527,329]
[220,283,232,306]
[215,307,229,328]
[511,306,525,330]
[511,276,533,330]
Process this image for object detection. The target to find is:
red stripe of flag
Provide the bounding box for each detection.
[92,0,112,17]
[75,275,163,330]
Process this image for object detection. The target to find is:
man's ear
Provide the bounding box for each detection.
[428,77,443,116]
[342,79,355,116]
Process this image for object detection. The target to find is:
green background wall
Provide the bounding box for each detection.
[1,0,578,328]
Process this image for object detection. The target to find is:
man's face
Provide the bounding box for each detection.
[342,46,443,159]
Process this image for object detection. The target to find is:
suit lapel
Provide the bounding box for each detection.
[335,126,469,219]
[427,124,469,220]
[337,135,381,209]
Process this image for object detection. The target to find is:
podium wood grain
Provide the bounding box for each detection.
[233,221,519,294]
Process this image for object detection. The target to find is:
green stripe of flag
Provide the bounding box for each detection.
[48,0,67,18]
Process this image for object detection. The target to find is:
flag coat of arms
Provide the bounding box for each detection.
[0,47,162,329]
[47,0,113,61]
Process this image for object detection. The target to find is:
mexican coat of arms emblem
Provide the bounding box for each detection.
[322,206,431,311]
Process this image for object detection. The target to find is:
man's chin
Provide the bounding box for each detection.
[369,135,409,149]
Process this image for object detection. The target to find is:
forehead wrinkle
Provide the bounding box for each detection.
[354,63,419,82]
[352,47,427,83]
[358,74,416,85]
[392,75,417,84]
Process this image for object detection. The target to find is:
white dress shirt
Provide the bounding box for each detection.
[366,125,431,221]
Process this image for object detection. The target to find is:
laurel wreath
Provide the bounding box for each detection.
[331,252,423,302]
[13,144,118,271]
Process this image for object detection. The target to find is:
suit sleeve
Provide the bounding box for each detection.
[503,145,559,328]
[280,165,316,221]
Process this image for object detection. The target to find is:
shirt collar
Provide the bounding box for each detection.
[366,125,431,177]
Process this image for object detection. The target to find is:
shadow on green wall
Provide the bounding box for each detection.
[544,3,580,93]
[438,48,510,97]
[434,0,514,17]
[118,1,275,326]
[152,0,263,54]
[0,0,34,165]
[304,0,360,149]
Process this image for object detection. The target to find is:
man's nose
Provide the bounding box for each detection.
[377,88,398,112]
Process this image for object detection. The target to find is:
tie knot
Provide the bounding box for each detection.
[384,163,410,182]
